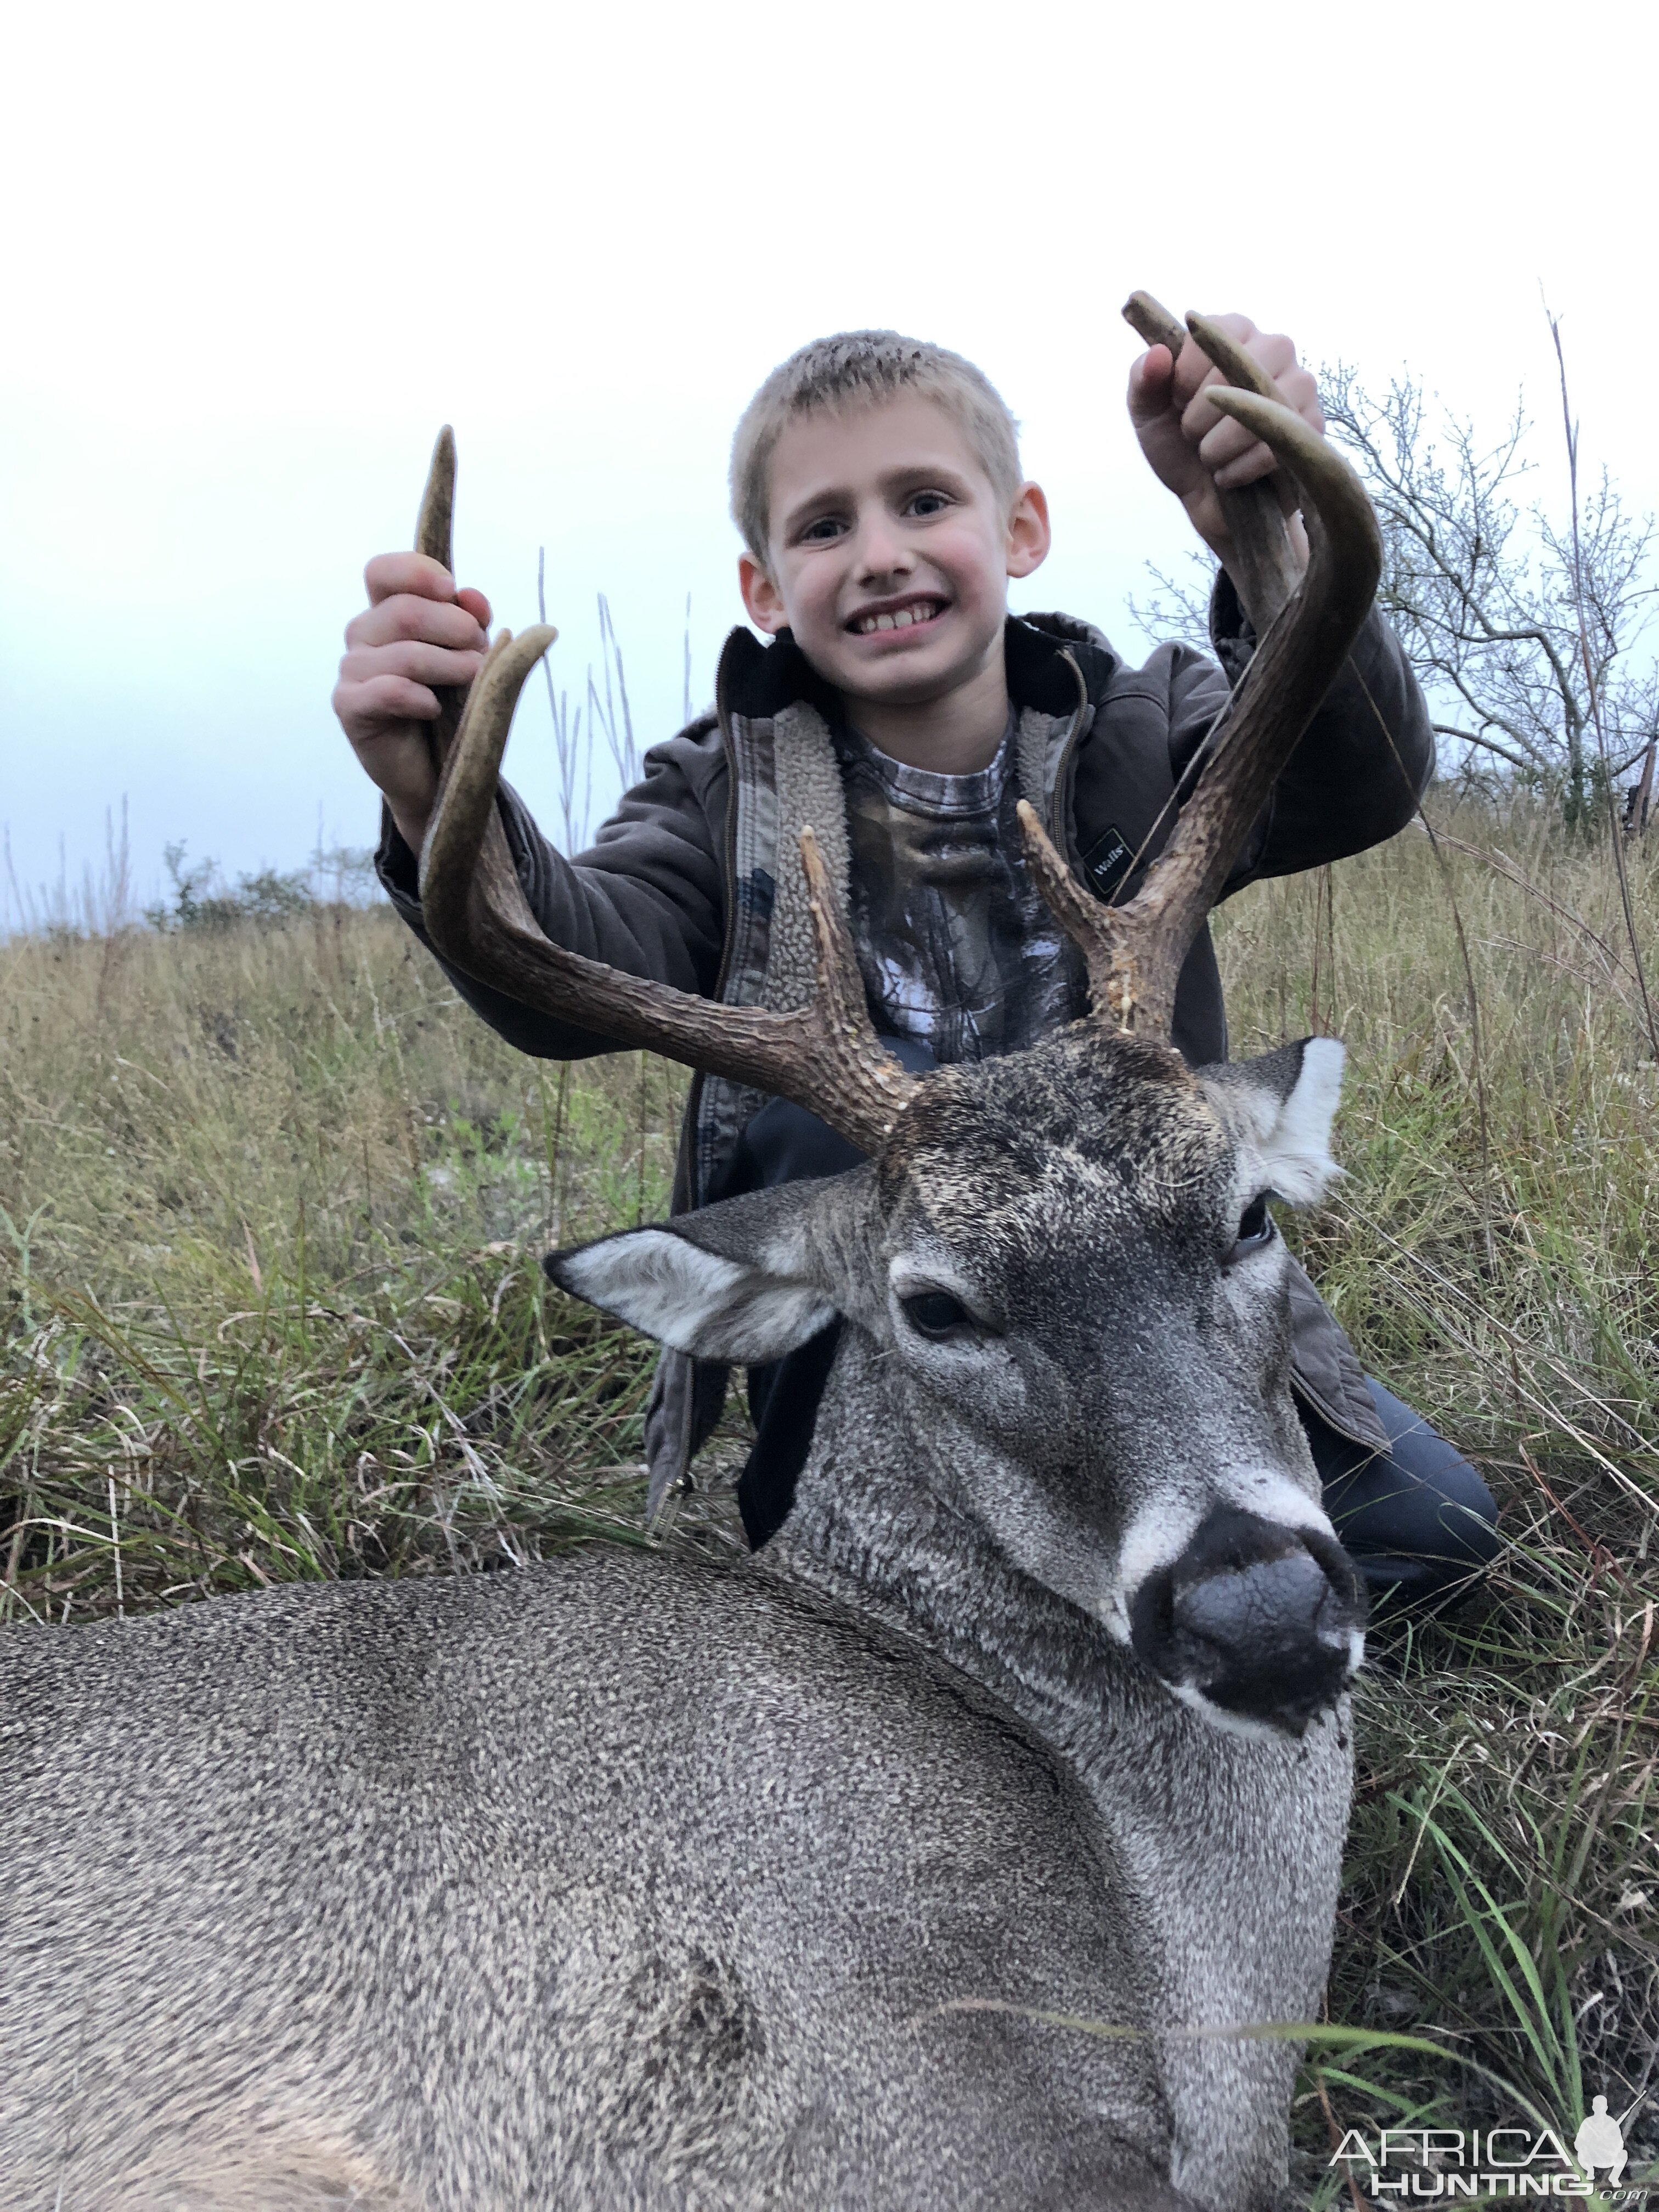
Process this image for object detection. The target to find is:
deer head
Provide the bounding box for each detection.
[414,371,1383,1737]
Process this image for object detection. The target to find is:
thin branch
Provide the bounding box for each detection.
[1548,308,1659,1059]
[1429,723,1537,775]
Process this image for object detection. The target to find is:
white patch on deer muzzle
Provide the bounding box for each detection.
[552,1228,837,1364]
[1097,1497,1203,1644]
[1164,1680,1321,1744]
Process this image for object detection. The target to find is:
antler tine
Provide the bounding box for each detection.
[796,825,923,1135]
[416,560,918,1154]
[1021,391,1381,1038]
[414,427,465,782]
[1015,800,1140,1028]
[415,424,456,571]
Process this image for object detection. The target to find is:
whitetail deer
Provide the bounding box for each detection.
[1,338,1383,2211]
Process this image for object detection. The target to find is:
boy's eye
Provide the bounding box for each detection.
[906,489,951,517]
[799,515,846,543]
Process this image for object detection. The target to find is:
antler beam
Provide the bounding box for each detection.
[1020,389,1381,1037]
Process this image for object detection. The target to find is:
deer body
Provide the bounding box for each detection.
[3,373,1387,2209]
[2,1552,1188,2212]
[0,1575,1344,2212]
[3,1030,1361,2212]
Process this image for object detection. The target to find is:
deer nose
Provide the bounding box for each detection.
[1128,1507,1365,1734]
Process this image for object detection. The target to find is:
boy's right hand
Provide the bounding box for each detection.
[332,553,493,855]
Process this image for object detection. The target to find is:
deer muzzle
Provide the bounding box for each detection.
[1127,1507,1365,1735]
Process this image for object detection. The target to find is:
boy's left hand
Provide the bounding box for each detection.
[1126,315,1323,565]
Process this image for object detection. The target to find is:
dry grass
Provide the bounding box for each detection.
[0,904,690,1612]
[2,800,1656,2202]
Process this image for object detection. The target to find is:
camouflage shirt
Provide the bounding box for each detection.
[836,716,1081,1065]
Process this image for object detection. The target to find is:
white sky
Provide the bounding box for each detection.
[2,0,1653,917]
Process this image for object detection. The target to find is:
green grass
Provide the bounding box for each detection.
[3,803,1656,2203]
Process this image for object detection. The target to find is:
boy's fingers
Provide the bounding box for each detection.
[363,550,460,605]
[1210,440,1280,492]
[1196,370,1325,488]
[1276,361,1324,431]
[1180,363,1254,443]
[331,673,442,819]
[1183,334,1324,489]
[1126,304,1326,553]
[360,556,490,629]
[1181,338,1321,439]
[1170,314,1257,409]
[346,593,490,652]
[1125,342,1177,427]
[333,670,444,735]
[1196,411,1276,474]
[338,640,488,691]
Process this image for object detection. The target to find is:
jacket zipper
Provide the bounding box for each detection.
[1048,646,1093,858]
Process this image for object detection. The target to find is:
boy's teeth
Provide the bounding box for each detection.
[860,605,935,634]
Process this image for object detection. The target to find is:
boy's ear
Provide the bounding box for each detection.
[1005,480,1052,580]
[1197,1037,1346,1208]
[738,552,788,637]
[546,1169,873,1364]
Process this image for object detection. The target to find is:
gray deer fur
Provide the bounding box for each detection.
[1,1023,1365,2212]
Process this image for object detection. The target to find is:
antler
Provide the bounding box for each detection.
[1018,387,1381,1036]
[415,426,465,781]
[411,440,919,1153]
[408,381,1375,1137]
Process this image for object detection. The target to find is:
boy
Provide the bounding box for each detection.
[333,320,1498,1610]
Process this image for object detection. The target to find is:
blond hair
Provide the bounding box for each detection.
[729,330,1022,565]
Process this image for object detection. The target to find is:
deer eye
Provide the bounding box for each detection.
[1228,1194,1276,1261]
[900,1289,974,1340]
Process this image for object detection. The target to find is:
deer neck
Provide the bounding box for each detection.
[766,1320,1353,2212]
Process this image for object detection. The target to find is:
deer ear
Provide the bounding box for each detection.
[546,1172,866,1363]
[1198,1037,1346,1207]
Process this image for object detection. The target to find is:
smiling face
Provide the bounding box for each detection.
[738,392,1051,714]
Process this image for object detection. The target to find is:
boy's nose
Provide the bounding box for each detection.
[854,516,912,582]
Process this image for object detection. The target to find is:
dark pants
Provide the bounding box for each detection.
[718,1063,1500,1613]
[1305,1379,1499,1612]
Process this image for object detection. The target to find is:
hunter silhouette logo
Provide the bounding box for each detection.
[1330,2094,1644,2199]
[1575,2096,1628,2187]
